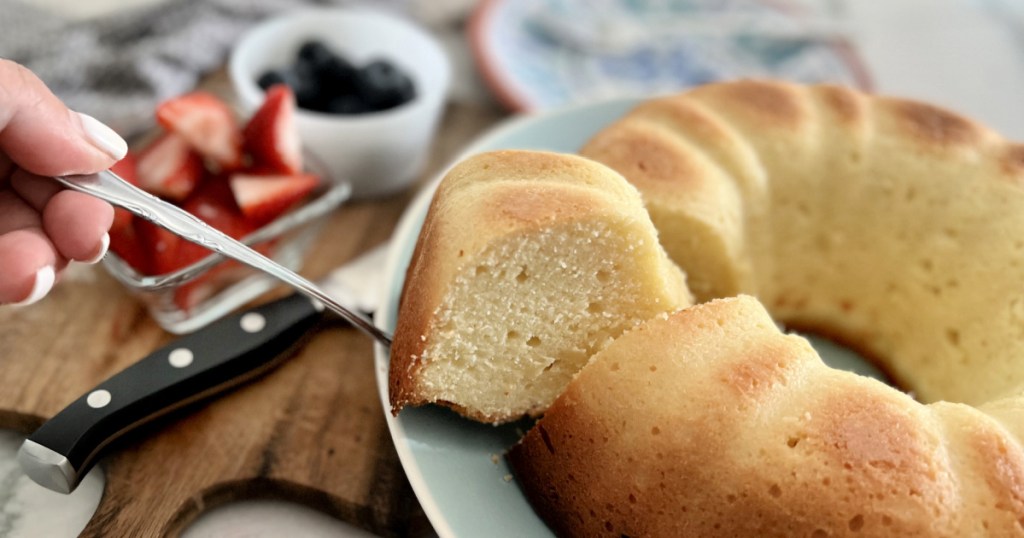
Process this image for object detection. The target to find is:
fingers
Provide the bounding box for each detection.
[0,185,56,304]
[11,171,113,262]
[0,59,127,177]
[0,228,59,306]
[44,190,113,262]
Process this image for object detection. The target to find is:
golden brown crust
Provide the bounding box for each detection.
[880,97,984,147]
[1001,143,1024,179]
[691,79,808,131]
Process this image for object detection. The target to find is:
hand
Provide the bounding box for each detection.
[0,59,127,306]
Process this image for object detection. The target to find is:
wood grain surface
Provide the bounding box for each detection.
[0,99,506,537]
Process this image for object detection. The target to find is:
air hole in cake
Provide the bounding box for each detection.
[506,330,520,340]
[651,426,661,435]
[526,336,542,347]
[596,269,611,283]
[787,437,801,448]
[769,484,782,498]
[587,301,603,314]
[515,266,528,283]
[849,514,865,531]
[946,329,961,346]
[474,265,488,276]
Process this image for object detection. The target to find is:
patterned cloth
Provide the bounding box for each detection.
[0,0,398,138]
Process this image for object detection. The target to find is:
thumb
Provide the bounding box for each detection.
[0,60,127,177]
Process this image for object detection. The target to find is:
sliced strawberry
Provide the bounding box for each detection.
[156,92,243,170]
[172,261,250,313]
[173,272,219,313]
[108,215,150,274]
[136,133,204,202]
[172,180,262,312]
[109,152,140,234]
[229,173,319,226]
[243,85,303,174]
[133,218,182,275]
[176,179,255,267]
[110,151,139,184]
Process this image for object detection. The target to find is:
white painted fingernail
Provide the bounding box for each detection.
[77,112,128,160]
[12,265,55,307]
[81,233,110,264]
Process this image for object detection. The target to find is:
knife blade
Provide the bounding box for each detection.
[17,243,389,494]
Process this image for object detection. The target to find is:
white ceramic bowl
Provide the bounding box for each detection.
[229,8,451,198]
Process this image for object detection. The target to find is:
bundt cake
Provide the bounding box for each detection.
[386,80,1024,536]
[389,150,692,424]
[580,79,1024,407]
[508,296,1024,536]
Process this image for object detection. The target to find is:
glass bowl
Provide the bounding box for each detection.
[102,179,352,334]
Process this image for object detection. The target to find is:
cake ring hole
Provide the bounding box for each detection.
[784,326,904,395]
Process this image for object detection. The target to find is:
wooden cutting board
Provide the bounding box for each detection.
[0,100,506,537]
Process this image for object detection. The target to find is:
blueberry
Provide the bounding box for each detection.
[257,69,290,90]
[297,40,335,70]
[326,95,371,115]
[317,54,359,96]
[356,59,416,111]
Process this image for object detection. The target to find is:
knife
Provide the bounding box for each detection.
[17,243,389,494]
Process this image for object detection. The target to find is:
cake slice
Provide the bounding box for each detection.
[389,150,693,424]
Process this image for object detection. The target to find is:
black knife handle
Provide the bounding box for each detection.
[18,292,322,494]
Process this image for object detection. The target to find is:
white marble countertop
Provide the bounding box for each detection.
[2,0,1023,536]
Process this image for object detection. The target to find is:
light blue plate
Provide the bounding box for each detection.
[373,98,885,537]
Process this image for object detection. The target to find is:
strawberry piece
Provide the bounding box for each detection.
[110,151,139,184]
[133,218,182,275]
[156,91,243,170]
[229,173,319,226]
[136,133,204,202]
[108,216,150,274]
[177,178,256,267]
[243,85,303,174]
[172,179,262,312]
[173,272,221,313]
[109,152,140,235]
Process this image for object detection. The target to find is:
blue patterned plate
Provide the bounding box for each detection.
[469,0,872,111]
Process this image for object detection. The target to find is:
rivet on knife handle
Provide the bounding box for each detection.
[17,292,323,494]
